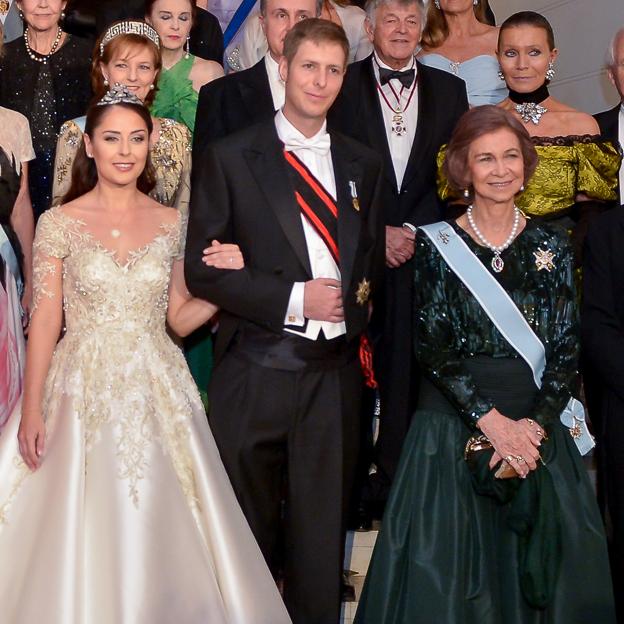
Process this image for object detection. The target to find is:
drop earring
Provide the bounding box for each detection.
[185,35,191,60]
[545,61,555,81]
[463,188,470,199]
[519,184,525,192]
[498,69,505,81]
[103,78,109,87]
[434,0,440,8]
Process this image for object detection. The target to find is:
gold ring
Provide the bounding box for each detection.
[505,455,515,463]
[515,455,525,463]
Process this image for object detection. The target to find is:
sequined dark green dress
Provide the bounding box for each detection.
[355,221,615,624]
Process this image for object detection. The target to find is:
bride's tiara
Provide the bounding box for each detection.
[96,83,145,108]
[100,21,160,57]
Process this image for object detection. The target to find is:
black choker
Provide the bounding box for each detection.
[508,82,549,105]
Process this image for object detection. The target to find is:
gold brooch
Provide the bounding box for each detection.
[356,278,371,306]
[0,0,8,15]
[533,247,555,272]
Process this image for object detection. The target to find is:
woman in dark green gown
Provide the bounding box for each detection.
[355,106,615,624]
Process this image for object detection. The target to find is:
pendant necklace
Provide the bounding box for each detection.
[375,62,417,137]
[108,210,132,239]
[466,205,521,273]
[508,82,550,125]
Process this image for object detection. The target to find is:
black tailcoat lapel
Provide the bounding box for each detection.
[239,60,275,121]
[244,123,313,278]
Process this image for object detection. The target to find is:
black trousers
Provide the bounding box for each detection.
[208,334,362,624]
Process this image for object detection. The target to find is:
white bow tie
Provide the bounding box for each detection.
[283,134,331,156]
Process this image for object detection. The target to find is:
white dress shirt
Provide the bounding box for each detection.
[275,110,346,340]
[264,53,285,111]
[619,104,624,205]
[373,53,419,190]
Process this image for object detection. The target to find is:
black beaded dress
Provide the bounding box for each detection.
[0,34,92,219]
[355,220,615,624]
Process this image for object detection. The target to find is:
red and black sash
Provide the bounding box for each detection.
[283,149,339,265]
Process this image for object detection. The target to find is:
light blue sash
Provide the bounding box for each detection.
[420,221,594,455]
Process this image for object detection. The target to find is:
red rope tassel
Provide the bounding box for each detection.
[359,334,378,389]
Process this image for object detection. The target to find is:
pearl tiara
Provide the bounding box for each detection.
[100,21,160,57]
[96,83,145,108]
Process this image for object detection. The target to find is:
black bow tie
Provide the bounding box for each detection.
[379,67,416,88]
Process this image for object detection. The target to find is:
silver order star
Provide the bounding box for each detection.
[534,247,556,272]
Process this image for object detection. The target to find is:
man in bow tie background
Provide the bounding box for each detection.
[185,18,383,624]
[329,0,468,522]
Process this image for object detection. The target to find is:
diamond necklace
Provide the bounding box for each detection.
[24,26,63,64]
[466,205,521,273]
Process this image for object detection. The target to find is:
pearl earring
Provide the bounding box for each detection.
[185,35,191,60]
[519,184,525,192]
[463,188,470,199]
[498,69,505,81]
[149,84,155,90]
[546,61,555,81]
[103,78,109,87]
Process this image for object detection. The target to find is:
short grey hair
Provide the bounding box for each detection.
[260,0,323,18]
[365,0,426,29]
[606,26,624,68]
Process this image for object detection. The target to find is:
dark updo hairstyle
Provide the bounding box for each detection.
[144,0,197,23]
[422,0,493,49]
[498,11,556,51]
[444,105,538,201]
[91,23,162,107]
[62,102,156,204]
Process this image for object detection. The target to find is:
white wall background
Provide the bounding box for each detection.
[490,0,623,114]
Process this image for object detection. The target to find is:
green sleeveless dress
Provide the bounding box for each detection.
[151,54,211,405]
[151,54,199,136]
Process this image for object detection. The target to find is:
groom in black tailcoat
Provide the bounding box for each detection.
[328,0,468,515]
[185,19,383,624]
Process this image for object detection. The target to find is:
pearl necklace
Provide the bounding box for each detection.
[466,205,521,273]
[24,26,63,64]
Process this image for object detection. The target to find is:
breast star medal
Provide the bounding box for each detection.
[533,247,555,272]
[356,278,371,306]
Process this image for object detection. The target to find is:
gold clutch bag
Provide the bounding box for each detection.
[464,434,517,480]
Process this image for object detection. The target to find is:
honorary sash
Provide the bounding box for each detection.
[283,150,339,265]
[420,221,594,455]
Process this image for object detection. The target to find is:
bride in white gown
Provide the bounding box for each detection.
[0,85,292,624]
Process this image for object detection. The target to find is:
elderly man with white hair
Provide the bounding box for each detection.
[584,24,624,623]
[329,0,468,524]
[595,26,624,205]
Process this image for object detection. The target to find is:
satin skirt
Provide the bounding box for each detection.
[0,329,291,624]
[355,357,615,624]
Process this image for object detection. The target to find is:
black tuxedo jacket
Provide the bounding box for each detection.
[185,120,384,363]
[583,207,624,409]
[328,57,468,227]
[193,60,274,159]
[595,103,620,145]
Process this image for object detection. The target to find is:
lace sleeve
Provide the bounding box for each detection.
[52,121,83,205]
[172,126,192,220]
[175,212,189,261]
[31,209,69,313]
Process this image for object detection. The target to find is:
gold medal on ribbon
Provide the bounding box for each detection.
[356,278,371,306]
[0,0,9,15]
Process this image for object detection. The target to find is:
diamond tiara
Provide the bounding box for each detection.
[100,21,160,57]
[96,83,145,108]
